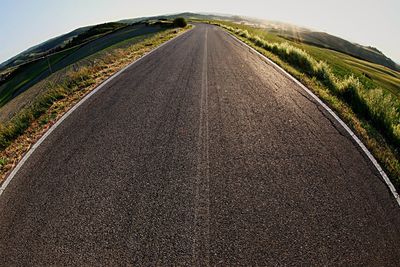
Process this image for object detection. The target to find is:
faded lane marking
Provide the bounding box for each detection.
[193,27,211,265]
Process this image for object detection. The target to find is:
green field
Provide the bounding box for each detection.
[297,44,400,98]
[0,47,79,106]
[0,23,167,107]
[214,21,400,98]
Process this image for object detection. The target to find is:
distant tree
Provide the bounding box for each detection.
[173,17,187,28]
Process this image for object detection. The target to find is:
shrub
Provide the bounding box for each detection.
[364,88,400,146]
[173,17,187,28]
[337,75,362,102]
[238,29,250,38]
[313,61,336,89]
[250,35,266,47]
[279,43,315,75]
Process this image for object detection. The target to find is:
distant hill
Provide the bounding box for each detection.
[275,31,400,72]
[0,26,90,70]
[0,22,168,107]
[224,16,400,72]
[0,23,129,72]
[1,12,399,75]
[0,12,226,72]
[117,12,232,24]
[197,14,400,71]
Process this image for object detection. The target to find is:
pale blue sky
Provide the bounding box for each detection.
[1,0,399,64]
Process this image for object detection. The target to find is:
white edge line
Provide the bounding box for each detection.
[0,28,193,197]
[226,31,400,207]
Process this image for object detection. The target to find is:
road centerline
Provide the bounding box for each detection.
[193,27,211,265]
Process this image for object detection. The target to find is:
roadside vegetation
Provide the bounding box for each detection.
[63,22,126,49]
[212,21,400,190]
[173,17,188,28]
[0,23,166,107]
[0,25,191,183]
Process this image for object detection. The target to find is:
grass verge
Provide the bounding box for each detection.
[0,26,191,184]
[212,22,400,190]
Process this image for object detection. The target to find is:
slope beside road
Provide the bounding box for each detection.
[0,24,399,266]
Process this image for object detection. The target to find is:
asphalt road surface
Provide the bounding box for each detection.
[1,24,399,266]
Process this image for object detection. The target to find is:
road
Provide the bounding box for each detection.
[1,24,399,266]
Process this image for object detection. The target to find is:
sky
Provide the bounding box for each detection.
[1,0,399,64]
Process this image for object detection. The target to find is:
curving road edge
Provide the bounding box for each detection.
[0,28,193,197]
[226,31,400,207]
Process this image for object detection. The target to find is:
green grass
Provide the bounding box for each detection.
[0,47,80,106]
[0,157,7,168]
[296,44,400,97]
[0,68,94,149]
[214,21,400,97]
[211,21,400,190]
[63,22,127,49]
[0,24,166,108]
